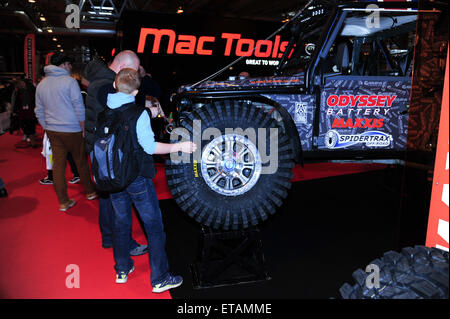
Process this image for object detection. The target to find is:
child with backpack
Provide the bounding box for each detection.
[93,68,197,292]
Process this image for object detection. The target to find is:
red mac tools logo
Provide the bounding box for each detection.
[327,95,397,108]
[137,28,291,58]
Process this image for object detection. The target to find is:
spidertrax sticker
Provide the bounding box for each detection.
[325,130,393,149]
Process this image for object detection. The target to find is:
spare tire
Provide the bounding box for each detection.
[165,100,294,230]
[339,246,449,299]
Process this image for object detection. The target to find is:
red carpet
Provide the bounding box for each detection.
[0,128,171,299]
[0,127,386,299]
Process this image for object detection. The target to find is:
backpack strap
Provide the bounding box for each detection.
[96,104,152,151]
[118,105,152,152]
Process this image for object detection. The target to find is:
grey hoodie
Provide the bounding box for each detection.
[35,65,85,132]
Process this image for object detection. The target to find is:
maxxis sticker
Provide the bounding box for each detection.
[193,160,199,178]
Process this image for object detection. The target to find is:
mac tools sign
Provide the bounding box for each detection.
[119,11,289,88]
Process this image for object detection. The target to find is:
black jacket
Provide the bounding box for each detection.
[135,75,162,107]
[84,59,116,153]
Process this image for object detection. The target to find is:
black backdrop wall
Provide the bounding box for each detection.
[118,11,290,104]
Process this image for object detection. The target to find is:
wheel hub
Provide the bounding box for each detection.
[201,134,262,196]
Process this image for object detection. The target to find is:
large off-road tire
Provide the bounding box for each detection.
[339,246,449,299]
[165,100,295,230]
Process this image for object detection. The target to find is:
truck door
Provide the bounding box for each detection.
[316,9,417,156]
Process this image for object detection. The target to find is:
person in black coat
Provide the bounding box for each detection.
[14,79,38,148]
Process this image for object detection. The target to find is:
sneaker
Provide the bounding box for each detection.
[86,192,98,200]
[68,176,80,184]
[59,199,76,212]
[116,266,135,284]
[152,274,183,293]
[39,177,53,185]
[130,244,148,256]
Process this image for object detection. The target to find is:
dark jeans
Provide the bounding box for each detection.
[110,176,170,286]
[99,193,139,250]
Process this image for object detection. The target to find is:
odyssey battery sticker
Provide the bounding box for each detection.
[319,78,411,150]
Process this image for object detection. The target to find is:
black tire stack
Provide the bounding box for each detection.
[340,246,449,299]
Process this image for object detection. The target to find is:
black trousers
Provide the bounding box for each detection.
[20,118,36,136]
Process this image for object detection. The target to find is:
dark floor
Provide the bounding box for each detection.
[160,166,430,299]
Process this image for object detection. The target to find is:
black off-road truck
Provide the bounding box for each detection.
[164,0,436,230]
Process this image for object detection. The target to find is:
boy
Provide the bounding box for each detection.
[105,68,196,293]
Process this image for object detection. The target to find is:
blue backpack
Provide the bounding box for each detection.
[91,105,148,193]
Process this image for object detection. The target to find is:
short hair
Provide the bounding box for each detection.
[50,53,74,66]
[114,68,141,94]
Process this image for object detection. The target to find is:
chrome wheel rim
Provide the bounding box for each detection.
[201,134,262,196]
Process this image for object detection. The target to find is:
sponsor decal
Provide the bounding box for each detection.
[326,95,396,117]
[326,95,397,108]
[193,159,199,178]
[321,79,409,151]
[332,118,384,128]
[294,102,308,124]
[324,130,393,149]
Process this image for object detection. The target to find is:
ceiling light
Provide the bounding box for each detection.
[92,6,114,10]
[28,0,36,3]
[57,44,61,48]
[52,37,57,41]
[60,49,63,52]
[176,6,184,14]
[88,11,112,15]
[47,29,53,33]
[40,16,46,21]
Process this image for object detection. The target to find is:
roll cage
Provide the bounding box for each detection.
[277,0,420,92]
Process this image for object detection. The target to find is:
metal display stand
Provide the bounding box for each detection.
[190,225,271,289]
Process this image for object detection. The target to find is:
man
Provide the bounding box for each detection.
[35,53,97,211]
[83,50,147,256]
[13,79,38,148]
[135,65,162,107]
